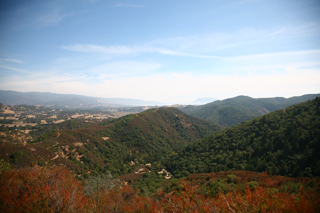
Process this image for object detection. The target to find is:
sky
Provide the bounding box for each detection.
[0,0,320,104]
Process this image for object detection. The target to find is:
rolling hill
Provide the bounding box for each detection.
[178,94,320,127]
[0,107,221,177]
[98,107,222,163]
[165,97,320,178]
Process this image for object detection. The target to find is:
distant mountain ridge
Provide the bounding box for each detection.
[190,97,219,105]
[178,94,320,127]
[0,90,163,108]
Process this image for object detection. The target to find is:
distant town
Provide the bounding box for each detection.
[0,103,154,128]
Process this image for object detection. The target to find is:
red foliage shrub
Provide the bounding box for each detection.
[0,165,90,212]
[1,166,319,213]
[211,183,320,213]
[95,186,161,212]
[162,180,320,213]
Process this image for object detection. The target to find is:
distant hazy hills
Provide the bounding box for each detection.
[0,90,163,108]
[178,94,320,127]
[1,90,319,127]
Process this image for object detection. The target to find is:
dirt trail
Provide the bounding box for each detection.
[46,142,59,150]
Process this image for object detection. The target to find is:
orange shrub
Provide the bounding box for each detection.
[0,166,90,213]
[1,166,319,213]
[163,180,320,213]
[95,186,161,212]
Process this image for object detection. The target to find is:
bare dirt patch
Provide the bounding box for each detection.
[71,114,83,118]
[119,166,150,182]
[3,117,19,120]
[181,119,191,128]
[73,142,84,147]
[2,109,15,114]
[85,115,93,119]
[4,123,37,127]
[53,119,65,124]
[158,169,172,179]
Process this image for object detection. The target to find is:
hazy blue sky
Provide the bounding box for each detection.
[1,0,320,104]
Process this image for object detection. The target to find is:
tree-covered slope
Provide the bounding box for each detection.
[165,98,320,178]
[179,94,320,127]
[99,107,222,162]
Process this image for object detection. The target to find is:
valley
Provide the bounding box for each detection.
[1,94,319,212]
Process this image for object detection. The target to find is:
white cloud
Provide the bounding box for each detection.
[36,10,80,26]
[232,49,320,60]
[93,68,320,103]
[61,43,229,59]
[61,43,174,57]
[1,66,319,104]
[61,22,320,61]
[149,23,320,55]
[225,49,320,72]
[148,32,235,53]
[61,44,149,54]
[0,65,30,73]
[1,59,24,64]
[89,60,161,78]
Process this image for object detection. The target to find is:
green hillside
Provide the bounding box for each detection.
[0,107,221,178]
[165,98,320,178]
[179,94,320,127]
[98,107,222,162]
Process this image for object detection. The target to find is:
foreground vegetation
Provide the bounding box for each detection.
[1,164,319,212]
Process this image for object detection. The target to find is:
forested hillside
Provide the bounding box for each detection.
[98,107,222,163]
[166,98,320,178]
[178,94,320,127]
[0,107,221,178]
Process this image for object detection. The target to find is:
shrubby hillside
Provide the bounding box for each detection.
[1,164,319,213]
[166,97,320,178]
